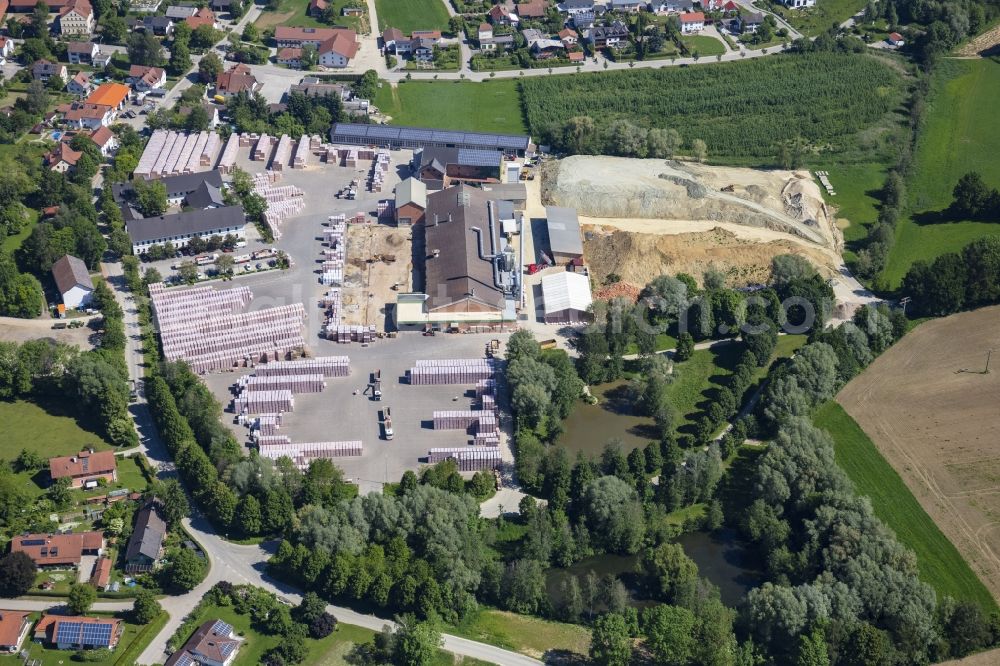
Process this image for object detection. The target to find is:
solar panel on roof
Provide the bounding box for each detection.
[174,654,196,666]
[334,124,367,136]
[219,641,237,656]
[211,620,233,635]
[367,125,397,138]
[432,130,465,143]
[81,623,112,645]
[458,148,502,168]
[21,539,46,546]
[55,622,81,644]
[399,127,433,141]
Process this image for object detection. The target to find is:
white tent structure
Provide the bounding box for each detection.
[541,271,592,323]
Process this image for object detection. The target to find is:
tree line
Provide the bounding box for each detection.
[901,236,1000,316]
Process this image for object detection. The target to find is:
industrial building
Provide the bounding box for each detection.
[396,185,519,329]
[541,271,593,323]
[545,206,584,264]
[412,146,503,190]
[112,169,224,207]
[394,177,427,227]
[330,123,531,157]
[127,205,246,255]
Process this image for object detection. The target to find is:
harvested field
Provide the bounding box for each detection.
[838,306,1000,605]
[956,23,1000,57]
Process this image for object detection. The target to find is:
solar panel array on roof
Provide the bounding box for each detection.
[331,123,529,151]
[211,620,233,636]
[55,621,113,646]
[21,539,45,546]
[457,148,502,168]
[174,654,196,666]
[219,641,238,657]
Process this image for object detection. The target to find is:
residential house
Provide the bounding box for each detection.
[411,29,442,42]
[783,0,814,6]
[209,0,234,13]
[307,0,328,17]
[679,11,704,33]
[722,0,738,12]
[165,620,242,666]
[90,125,118,156]
[480,33,515,50]
[316,29,358,67]
[571,10,594,29]
[32,59,67,83]
[888,31,904,46]
[124,502,167,572]
[588,21,629,48]
[531,37,564,58]
[477,22,492,41]
[736,11,764,33]
[0,38,14,60]
[89,556,112,590]
[487,3,517,25]
[559,0,593,13]
[215,63,260,98]
[34,616,122,651]
[49,447,116,486]
[276,47,302,66]
[127,206,246,255]
[394,177,427,226]
[558,27,578,47]
[517,0,548,19]
[45,141,82,172]
[128,64,167,92]
[92,48,112,67]
[185,6,216,29]
[62,102,115,129]
[0,611,31,654]
[411,36,435,62]
[273,25,346,48]
[66,40,98,64]
[58,0,94,36]
[289,76,349,99]
[382,26,407,52]
[164,3,197,18]
[609,0,645,12]
[567,49,584,62]
[11,531,105,567]
[652,0,692,12]
[66,71,93,96]
[86,82,130,113]
[520,27,543,45]
[140,15,175,36]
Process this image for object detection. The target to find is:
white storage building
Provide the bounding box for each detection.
[541,271,592,323]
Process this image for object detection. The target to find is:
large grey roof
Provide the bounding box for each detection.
[113,170,223,203]
[395,177,427,209]
[125,503,166,562]
[480,182,527,201]
[127,206,245,244]
[51,255,92,295]
[545,206,583,256]
[416,146,501,170]
[332,122,529,151]
[185,181,224,209]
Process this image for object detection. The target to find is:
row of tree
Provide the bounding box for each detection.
[901,236,1000,316]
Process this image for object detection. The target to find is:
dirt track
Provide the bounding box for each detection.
[838,306,1000,601]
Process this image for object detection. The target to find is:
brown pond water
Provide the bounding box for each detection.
[554,381,660,457]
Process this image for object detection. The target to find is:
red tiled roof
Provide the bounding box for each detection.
[216,63,258,93]
[277,47,302,60]
[47,142,83,167]
[49,450,116,479]
[59,0,92,18]
[11,531,104,566]
[185,6,215,28]
[64,102,111,122]
[35,615,122,648]
[86,82,129,107]
[517,0,548,18]
[319,30,358,59]
[680,11,704,21]
[0,611,30,649]
[90,556,112,588]
[89,125,114,147]
[274,25,342,42]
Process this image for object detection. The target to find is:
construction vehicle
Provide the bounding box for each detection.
[540,339,557,350]
[373,369,382,400]
[721,184,735,192]
[383,407,394,440]
[486,339,501,357]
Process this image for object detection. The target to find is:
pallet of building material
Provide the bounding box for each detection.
[233,389,294,414]
[475,379,496,398]
[254,356,350,377]
[258,440,363,469]
[244,373,326,393]
[427,447,501,470]
[433,410,494,430]
[271,134,292,171]
[255,434,291,447]
[252,134,272,161]
[292,135,309,168]
[473,432,500,447]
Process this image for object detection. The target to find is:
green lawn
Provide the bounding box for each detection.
[374,0,450,33]
[373,80,527,134]
[814,401,998,613]
[817,162,887,246]
[1,399,113,456]
[0,613,166,666]
[447,609,590,660]
[764,0,868,37]
[882,58,1000,287]
[682,34,727,57]
[255,0,364,31]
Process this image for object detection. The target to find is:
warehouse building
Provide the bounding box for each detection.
[127,205,246,255]
[330,123,531,157]
[394,177,427,227]
[545,206,584,264]
[541,271,592,323]
[413,146,502,190]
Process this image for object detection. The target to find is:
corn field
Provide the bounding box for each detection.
[520,53,904,161]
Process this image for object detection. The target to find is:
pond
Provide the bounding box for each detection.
[676,529,763,607]
[555,381,659,457]
[545,553,649,612]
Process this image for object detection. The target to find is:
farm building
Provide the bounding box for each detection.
[541,271,593,323]
[395,177,427,226]
[480,182,527,208]
[51,254,94,309]
[330,123,531,157]
[413,146,503,190]
[48,449,117,488]
[545,206,584,263]
[113,169,224,207]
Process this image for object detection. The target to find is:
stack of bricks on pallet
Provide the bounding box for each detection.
[433,410,494,430]
[368,150,390,192]
[408,359,497,385]
[320,215,346,287]
[217,132,240,174]
[134,130,223,179]
[258,441,363,469]
[292,134,309,168]
[234,390,294,415]
[253,357,350,377]
[256,434,291,447]
[271,134,292,171]
[242,374,326,393]
[149,283,306,373]
[327,325,375,343]
[428,447,501,471]
[253,134,272,161]
[250,414,282,437]
[252,171,305,240]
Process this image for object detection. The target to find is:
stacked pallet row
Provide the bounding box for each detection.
[233,389,294,414]
[433,410,494,430]
[149,284,306,373]
[408,359,497,385]
[320,288,342,327]
[256,435,292,447]
[244,374,326,393]
[367,150,390,192]
[254,356,350,377]
[253,134,272,161]
[427,447,501,471]
[292,135,309,168]
[252,171,305,239]
[258,441,363,469]
[134,129,168,178]
[250,414,282,437]
[320,214,346,292]
[344,148,357,167]
[217,132,240,174]
[271,134,292,171]
[184,132,209,173]
[327,325,375,343]
[475,379,496,397]
[135,130,225,179]
[202,132,220,167]
[377,200,395,220]
[172,132,198,174]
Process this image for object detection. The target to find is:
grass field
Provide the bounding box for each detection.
[814,401,998,612]
[681,35,727,57]
[373,80,527,134]
[882,58,1000,287]
[255,0,363,31]
[374,0,450,33]
[447,609,591,660]
[764,0,867,37]
[0,613,166,666]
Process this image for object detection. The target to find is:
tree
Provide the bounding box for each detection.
[25,79,49,116]
[133,179,168,217]
[590,613,632,666]
[160,547,205,592]
[47,477,72,507]
[198,51,224,83]
[128,31,165,67]
[0,551,37,597]
[506,329,541,362]
[771,254,817,285]
[143,267,162,285]
[132,589,163,624]
[191,24,221,49]
[29,1,48,38]
[945,600,991,657]
[241,22,259,42]
[178,260,199,285]
[152,478,189,526]
[580,476,646,554]
[796,626,830,666]
[643,605,696,665]
[674,332,694,362]
[15,448,45,472]
[641,543,699,607]
[690,138,707,163]
[393,614,442,666]
[68,583,97,615]
[169,40,192,76]
[102,14,127,43]
[951,172,996,220]
[234,494,262,535]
